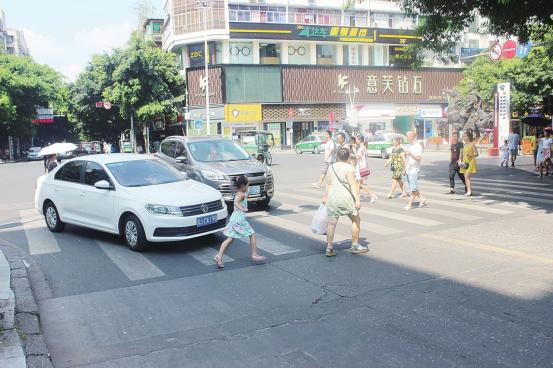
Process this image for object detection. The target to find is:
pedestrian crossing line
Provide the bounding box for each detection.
[362,185,512,215]
[273,199,402,236]
[96,241,165,281]
[18,209,61,255]
[254,234,300,255]
[422,234,553,265]
[422,180,553,198]
[186,247,234,266]
[472,180,553,193]
[473,177,550,187]
[286,191,443,227]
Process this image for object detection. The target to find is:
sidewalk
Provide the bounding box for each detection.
[0,242,53,368]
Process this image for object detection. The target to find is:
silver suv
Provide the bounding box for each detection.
[155,136,274,207]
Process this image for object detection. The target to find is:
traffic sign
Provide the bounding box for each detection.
[516,41,532,58]
[194,119,203,130]
[502,40,516,59]
[103,101,112,110]
[489,42,502,61]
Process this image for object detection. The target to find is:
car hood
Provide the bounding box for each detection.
[122,179,222,207]
[196,159,267,176]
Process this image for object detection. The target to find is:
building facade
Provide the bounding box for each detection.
[143,18,165,47]
[162,0,476,145]
[5,28,30,56]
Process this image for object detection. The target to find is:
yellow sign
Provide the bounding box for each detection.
[225,104,262,123]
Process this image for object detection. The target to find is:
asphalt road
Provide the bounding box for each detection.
[1,150,553,367]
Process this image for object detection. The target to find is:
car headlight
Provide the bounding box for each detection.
[145,204,182,216]
[201,170,227,181]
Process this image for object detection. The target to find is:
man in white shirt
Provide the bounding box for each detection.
[507,130,521,167]
[313,130,337,189]
[403,131,427,211]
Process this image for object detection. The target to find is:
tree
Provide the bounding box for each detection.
[350,0,553,54]
[69,37,186,145]
[0,54,67,139]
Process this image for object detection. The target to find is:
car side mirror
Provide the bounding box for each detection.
[176,156,188,164]
[94,180,113,190]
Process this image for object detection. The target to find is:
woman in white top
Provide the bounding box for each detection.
[355,135,378,203]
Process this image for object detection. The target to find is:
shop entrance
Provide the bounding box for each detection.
[264,122,286,147]
[292,121,314,145]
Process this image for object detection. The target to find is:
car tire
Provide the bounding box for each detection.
[313,147,320,154]
[44,201,65,233]
[258,198,271,209]
[381,148,389,159]
[265,152,273,166]
[122,214,148,251]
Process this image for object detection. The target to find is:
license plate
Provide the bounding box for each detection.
[196,214,217,227]
[249,185,261,196]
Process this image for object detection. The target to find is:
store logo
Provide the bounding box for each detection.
[297,108,311,116]
[338,74,349,90]
[232,109,240,118]
[201,204,209,213]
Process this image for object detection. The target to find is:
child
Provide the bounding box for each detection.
[499,140,509,167]
[214,175,266,268]
[536,134,545,178]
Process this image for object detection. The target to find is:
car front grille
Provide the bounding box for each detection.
[153,218,227,237]
[180,200,224,217]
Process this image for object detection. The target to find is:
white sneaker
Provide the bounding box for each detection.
[368,196,377,204]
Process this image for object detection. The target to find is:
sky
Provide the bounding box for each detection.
[1,0,163,81]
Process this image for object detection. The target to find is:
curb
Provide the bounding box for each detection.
[0,242,53,368]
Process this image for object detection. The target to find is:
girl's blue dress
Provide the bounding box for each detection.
[223,192,254,238]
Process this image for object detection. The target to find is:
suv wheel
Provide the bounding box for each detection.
[122,214,148,251]
[44,202,65,232]
[258,198,271,209]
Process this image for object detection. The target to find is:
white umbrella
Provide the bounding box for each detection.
[38,143,78,156]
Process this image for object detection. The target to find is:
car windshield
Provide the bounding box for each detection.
[106,159,185,187]
[188,140,250,162]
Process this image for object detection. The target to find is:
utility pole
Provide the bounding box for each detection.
[198,0,212,135]
[130,107,136,153]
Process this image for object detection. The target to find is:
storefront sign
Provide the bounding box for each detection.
[460,47,485,58]
[282,66,462,103]
[225,104,262,122]
[497,82,511,143]
[419,107,444,118]
[187,67,223,106]
[230,22,422,45]
[389,46,414,67]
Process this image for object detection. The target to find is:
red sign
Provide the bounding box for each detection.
[32,118,54,124]
[502,40,516,59]
[288,107,294,118]
[489,42,502,61]
[95,101,104,108]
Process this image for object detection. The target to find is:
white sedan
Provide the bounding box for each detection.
[35,154,228,251]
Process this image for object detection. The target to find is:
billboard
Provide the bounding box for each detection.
[497,82,511,144]
[230,22,422,45]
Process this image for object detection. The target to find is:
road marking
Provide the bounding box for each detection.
[478,191,553,205]
[474,177,550,187]
[254,234,300,255]
[363,185,512,215]
[97,241,164,281]
[290,191,443,227]
[422,180,553,198]
[472,180,553,193]
[422,234,553,265]
[18,210,61,255]
[272,199,402,235]
[187,247,234,266]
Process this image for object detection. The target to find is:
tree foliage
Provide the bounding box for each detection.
[351,0,553,54]
[0,54,66,138]
[69,37,186,142]
[458,32,553,114]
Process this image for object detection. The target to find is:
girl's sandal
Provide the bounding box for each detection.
[213,255,224,268]
[325,248,337,257]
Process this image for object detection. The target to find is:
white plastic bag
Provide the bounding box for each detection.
[311,204,329,235]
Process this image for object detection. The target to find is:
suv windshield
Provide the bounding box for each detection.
[188,140,250,162]
[106,159,185,187]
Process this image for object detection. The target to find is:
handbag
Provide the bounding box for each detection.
[359,168,370,177]
[311,204,329,235]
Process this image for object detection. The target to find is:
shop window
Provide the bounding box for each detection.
[288,43,310,64]
[343,45,362,66]
[230,42,253,64]
[259,43,281,64]
[316,45,336,65]
[188,42,216,68]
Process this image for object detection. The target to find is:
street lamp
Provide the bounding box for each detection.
[197,0,213,135]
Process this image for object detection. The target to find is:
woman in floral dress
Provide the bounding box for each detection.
[383,137,408,198]
[214,175,265,268]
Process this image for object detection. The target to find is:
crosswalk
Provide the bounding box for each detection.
[6,176,552,284]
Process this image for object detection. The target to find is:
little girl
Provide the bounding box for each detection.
[214,175,266,268]
[499,139,509,167]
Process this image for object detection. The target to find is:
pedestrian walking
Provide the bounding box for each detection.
[499,140,509,167]
[45,154,59,173]
[532,132,540,170]
[313,130,337,189]
[446,132,466,194]
[460,131,478,197]
[322,147,367,256]
[214,175,265,268]
[355,135,377,203]
[536,133,546,178]
[508,129,520,167]
[403,131,427,211]
[540,130,552,177]
[384,137,407,198]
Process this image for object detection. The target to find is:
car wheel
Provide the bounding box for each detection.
[313,146,320,154]
[44,202,65,232]
[295,147,302,154]
[257,198,271,209]
[265,152,273,166]
[381,148,389,159]
[122,214,148,251]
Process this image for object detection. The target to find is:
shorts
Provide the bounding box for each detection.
[321,162,332,175]
[510,149,518,157]
[406,172,419,192]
